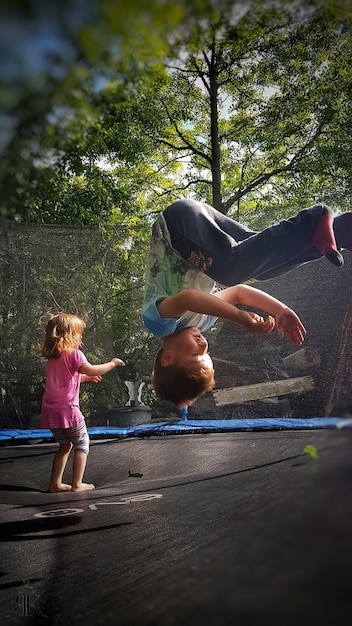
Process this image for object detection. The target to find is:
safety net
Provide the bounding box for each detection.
[1,220,352,441]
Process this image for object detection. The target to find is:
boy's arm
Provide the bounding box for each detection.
[215,284,306,345]
[157,286,306,345]
[157,288,244,320]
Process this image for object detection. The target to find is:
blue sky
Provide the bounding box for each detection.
[0,0,96,83]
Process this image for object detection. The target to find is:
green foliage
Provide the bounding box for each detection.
[159,0,352,216]
[3,0,352,225]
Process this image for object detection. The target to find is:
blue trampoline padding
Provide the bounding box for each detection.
[0,417,350,442]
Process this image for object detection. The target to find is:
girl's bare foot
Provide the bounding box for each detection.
[72,483,95,492]
[47,483,72,493]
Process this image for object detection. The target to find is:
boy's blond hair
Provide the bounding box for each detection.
[40,313,86,359]
[151,348,215,406]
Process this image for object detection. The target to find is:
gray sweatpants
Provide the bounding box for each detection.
[163,199,336,286]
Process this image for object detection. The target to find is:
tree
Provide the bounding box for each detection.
[0,0,187,221]
[3,0,352,227]
[128,0,352,223]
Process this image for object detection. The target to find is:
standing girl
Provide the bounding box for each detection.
[40,313,125,492]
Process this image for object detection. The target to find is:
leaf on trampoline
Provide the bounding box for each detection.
[303,445,319,460]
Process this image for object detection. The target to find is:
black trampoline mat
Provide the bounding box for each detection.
[1,429,352,625]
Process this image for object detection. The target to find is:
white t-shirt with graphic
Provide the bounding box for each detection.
[142,213,217,337]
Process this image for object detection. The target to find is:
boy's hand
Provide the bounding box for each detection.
[236,310,276,335]
[275,307,306,345]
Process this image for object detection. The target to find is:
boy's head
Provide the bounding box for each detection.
[151,327,215,408]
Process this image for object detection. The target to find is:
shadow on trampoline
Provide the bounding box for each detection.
[0,516,131,542]
[0,483,44,493]
[0,449,57,463]
[0,515,82,541]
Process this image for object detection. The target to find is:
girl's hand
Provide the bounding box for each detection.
[90,375,102,383]
[81,374,102,383]
[112,358,126,367]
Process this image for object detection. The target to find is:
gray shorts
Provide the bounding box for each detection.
[51,422,90,455]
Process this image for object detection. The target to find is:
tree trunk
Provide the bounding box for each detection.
[209,42,223,212]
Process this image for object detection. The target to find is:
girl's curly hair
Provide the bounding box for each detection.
[40,313,86,359]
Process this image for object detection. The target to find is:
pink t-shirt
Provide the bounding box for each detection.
[41,349,88,429]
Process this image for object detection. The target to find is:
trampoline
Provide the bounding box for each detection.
[1,418,352,626]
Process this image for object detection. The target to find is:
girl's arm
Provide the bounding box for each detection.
[79,357,125,378]
[157,286,306,345]
[157,286,274,320]
[81,374,102,383]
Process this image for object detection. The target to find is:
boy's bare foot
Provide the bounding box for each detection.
[72,483,95,492]
[47,483,72,493]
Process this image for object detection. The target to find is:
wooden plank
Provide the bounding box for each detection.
[212,376,314,407]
